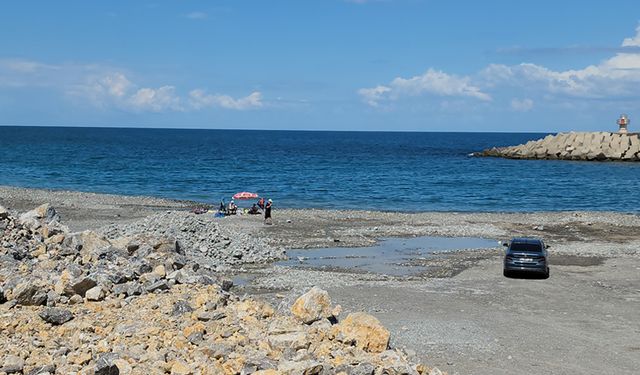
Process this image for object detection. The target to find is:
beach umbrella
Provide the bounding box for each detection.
[232,191,259,200]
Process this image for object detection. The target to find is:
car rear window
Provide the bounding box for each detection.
[510,243,543,252]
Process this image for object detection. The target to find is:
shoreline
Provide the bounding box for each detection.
[4,183,640,216]
[3,184,640,239]
[2,185,640,374]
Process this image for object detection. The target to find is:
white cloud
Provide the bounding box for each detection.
[82,75,262,112]
[362,24,640,109]
[74,73,183,112]
[99,72,132,98]
[359,68,491,106]
[392,69,492,100]
[185,11,207,19]
[0,58,57,73]
[480,25,640,99]
[0,58,63,88]
[357,85,391,107]
[130,86,183,112]
[622,25,640,47]
[0,58,264,113]
[511,98,534,112]
[189,89,263,110]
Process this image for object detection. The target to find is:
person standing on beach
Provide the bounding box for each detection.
[264,199,273,225]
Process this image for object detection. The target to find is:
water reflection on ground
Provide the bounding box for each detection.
[277,236,498,276]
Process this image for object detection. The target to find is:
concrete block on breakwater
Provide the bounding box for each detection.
[476,132,640,161]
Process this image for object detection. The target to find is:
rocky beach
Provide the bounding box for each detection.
[1,186,640,375]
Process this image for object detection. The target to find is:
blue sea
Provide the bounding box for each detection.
[1,126,639,212]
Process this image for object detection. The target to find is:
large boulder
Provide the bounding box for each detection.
[19,203,59,225]
[71,230,113,263]
[60,276,97,297]
[0,205,8,220]
[13,282,48,306]
[331,312,390,353]
[1,355,24,374]
[152,237,183,254]
[95,353,120,375]
[290,286,337,324]
[39,307,74,325]
[267,331,311,351]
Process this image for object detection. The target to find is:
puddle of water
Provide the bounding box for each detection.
[277,236,498,276]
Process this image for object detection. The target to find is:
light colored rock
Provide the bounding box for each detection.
[69,294,84,305]
[277,360,324,375]
[1,355,24,374]
[291,286,333,324]
[85,286,105,301]
[253,370,282,375]
[19,203,57,223]
[331,312,390,353]
[170,360,192,375]
[627,135,640,159]
[113,359,133,375]
[481,131,640,161]
[45,233,66,245]
[573,132,585,147]
[75,230,112,262]
[268,331,310,351]
[153,264,166,278]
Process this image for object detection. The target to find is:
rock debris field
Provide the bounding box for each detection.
[2,186,640,375]
[0,203,442,375]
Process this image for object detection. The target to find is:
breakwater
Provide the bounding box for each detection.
[478,132,640,161]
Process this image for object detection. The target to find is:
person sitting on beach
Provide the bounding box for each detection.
[248,203,260,215]
[228,200,237,215]
[219,200,226,213]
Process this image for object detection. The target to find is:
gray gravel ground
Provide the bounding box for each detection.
[2,185,639,375]
[243,255,640,375]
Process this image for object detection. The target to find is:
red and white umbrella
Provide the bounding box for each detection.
[232,191,259,200]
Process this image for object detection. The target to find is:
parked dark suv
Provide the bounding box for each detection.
[503,237,549,278]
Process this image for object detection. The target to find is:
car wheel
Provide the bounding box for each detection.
[503,269,511,278]
[543,267,550,279]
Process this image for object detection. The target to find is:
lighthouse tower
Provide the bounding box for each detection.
[617,114,629,134]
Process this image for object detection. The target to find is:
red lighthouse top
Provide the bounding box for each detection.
[617,114,629,126]
[617,114,629,133]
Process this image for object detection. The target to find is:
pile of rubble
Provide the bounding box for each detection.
[0,204,242,307]
[99,211,285,268]
[0,204,443,374]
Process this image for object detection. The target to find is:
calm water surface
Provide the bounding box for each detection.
[278,236,498,276]
[1,126,639,212]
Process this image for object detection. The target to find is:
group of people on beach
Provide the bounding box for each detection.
[219,196,273,224]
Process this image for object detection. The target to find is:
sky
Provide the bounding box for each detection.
[1,1,640,132]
